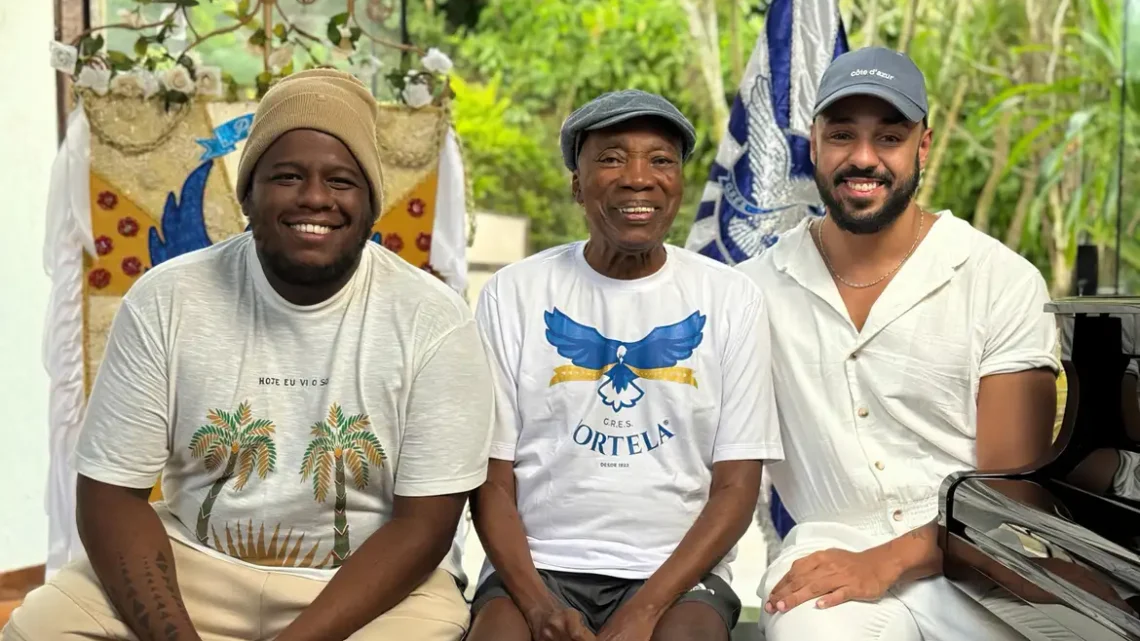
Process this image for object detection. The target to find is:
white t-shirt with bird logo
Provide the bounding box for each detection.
[474,241,783,585]
[74,233,493,582]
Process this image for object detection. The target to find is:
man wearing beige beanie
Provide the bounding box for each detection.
[4,69,493,641]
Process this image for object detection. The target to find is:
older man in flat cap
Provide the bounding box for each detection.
[466,90,783,641]
[4,69,492,641]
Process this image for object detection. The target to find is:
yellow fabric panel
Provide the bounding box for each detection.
[372,172,439,271]
[86,172,160,298]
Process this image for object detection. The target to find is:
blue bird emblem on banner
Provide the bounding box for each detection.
[544,309,706,412]
[149,161,214,267]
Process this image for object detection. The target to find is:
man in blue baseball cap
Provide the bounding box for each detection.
[466,89,784,641]
[739,47,1060,640]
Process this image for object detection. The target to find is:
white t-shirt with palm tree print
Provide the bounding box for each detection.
[74,233,493,582]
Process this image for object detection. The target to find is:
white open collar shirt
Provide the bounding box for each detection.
[738,212,1059,541]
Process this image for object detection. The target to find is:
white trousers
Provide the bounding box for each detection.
[758,522,1077,641]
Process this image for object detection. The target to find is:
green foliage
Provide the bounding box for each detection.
[443,0,761,250]
[451,74,586,249]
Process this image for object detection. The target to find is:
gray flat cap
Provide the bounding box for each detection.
[560,89,696,171]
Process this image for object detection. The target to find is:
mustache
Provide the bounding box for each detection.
[832,167,894,187]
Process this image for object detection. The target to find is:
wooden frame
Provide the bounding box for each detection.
[55,0,89,142]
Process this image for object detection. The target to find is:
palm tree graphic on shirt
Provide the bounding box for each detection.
[300,403,386,568]
[188,401,278,545]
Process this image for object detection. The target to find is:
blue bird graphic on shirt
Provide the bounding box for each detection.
[544,308,706,412]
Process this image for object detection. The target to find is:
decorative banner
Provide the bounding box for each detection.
[195,113,254,162]
[45,92,470,575]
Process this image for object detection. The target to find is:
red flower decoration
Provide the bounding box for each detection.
[88,268,111,289]
[416,232,432,251]
[407,198,426,218]
[94,235,114,256]
[383,233,404,253]
[118,217,140,237]
[121,256,142,277]
[97,191,118,211]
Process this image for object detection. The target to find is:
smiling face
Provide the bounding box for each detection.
[571,117,684,254]
[811,95,932,234]
[245,129,375,288]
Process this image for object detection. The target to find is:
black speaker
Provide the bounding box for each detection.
[1073,243,1099,296]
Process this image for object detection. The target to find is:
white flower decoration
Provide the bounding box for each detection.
[402,82,433,109]
[136,70,161,98]
[76,66,111,96]
[268,46,294,72]
[421,48,452,74]
[49,41,78,73]
[351,54,383,81]
[110,72,145,98]
[196,66,224,98]
[161,65,196,95]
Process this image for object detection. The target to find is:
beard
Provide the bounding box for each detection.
[250,216,373,287]
[815,155,920,235]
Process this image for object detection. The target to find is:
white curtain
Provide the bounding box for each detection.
[43,102,93,577]
[430,127,469,296]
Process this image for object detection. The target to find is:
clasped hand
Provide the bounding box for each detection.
[529,604,659,641]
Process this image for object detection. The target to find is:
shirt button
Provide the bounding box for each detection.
[875,461,885,471]
[892,509,903,522]
[849,353,857,360]
[857,407,869,418]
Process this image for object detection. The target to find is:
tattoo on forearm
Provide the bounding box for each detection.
[112,552,190,641]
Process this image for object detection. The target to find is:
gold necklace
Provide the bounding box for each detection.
[815,212,924,289]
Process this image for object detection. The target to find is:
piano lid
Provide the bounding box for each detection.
[940,296,1140,640]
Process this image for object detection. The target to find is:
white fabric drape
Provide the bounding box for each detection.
[429,127,469,296]
[43,102,94,577]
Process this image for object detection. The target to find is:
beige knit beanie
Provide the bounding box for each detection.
[236,68,385,220]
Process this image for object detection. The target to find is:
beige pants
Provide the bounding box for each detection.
[2,537,468,641]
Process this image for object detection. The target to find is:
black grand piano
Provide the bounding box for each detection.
[940,297,1140,640]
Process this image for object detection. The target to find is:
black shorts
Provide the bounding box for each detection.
[471,569,741,633]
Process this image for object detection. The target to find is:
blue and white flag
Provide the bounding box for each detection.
[685,0,849,539]
[684,0,849,264]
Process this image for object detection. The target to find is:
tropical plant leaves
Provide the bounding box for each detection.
[348,431,386,467]
[235,401,252,427]
[204,443,229,472]
[300,437,331,480]
[343,413,370,432]
[313,452,332,503]
[206,409,232,429]
[244,435,277,478]
[327,403,346,429]
[344,446,368,490]
[254,440,275,478]
[242,418,276,439]
[189,424,226,458]
[233,447,255,490]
